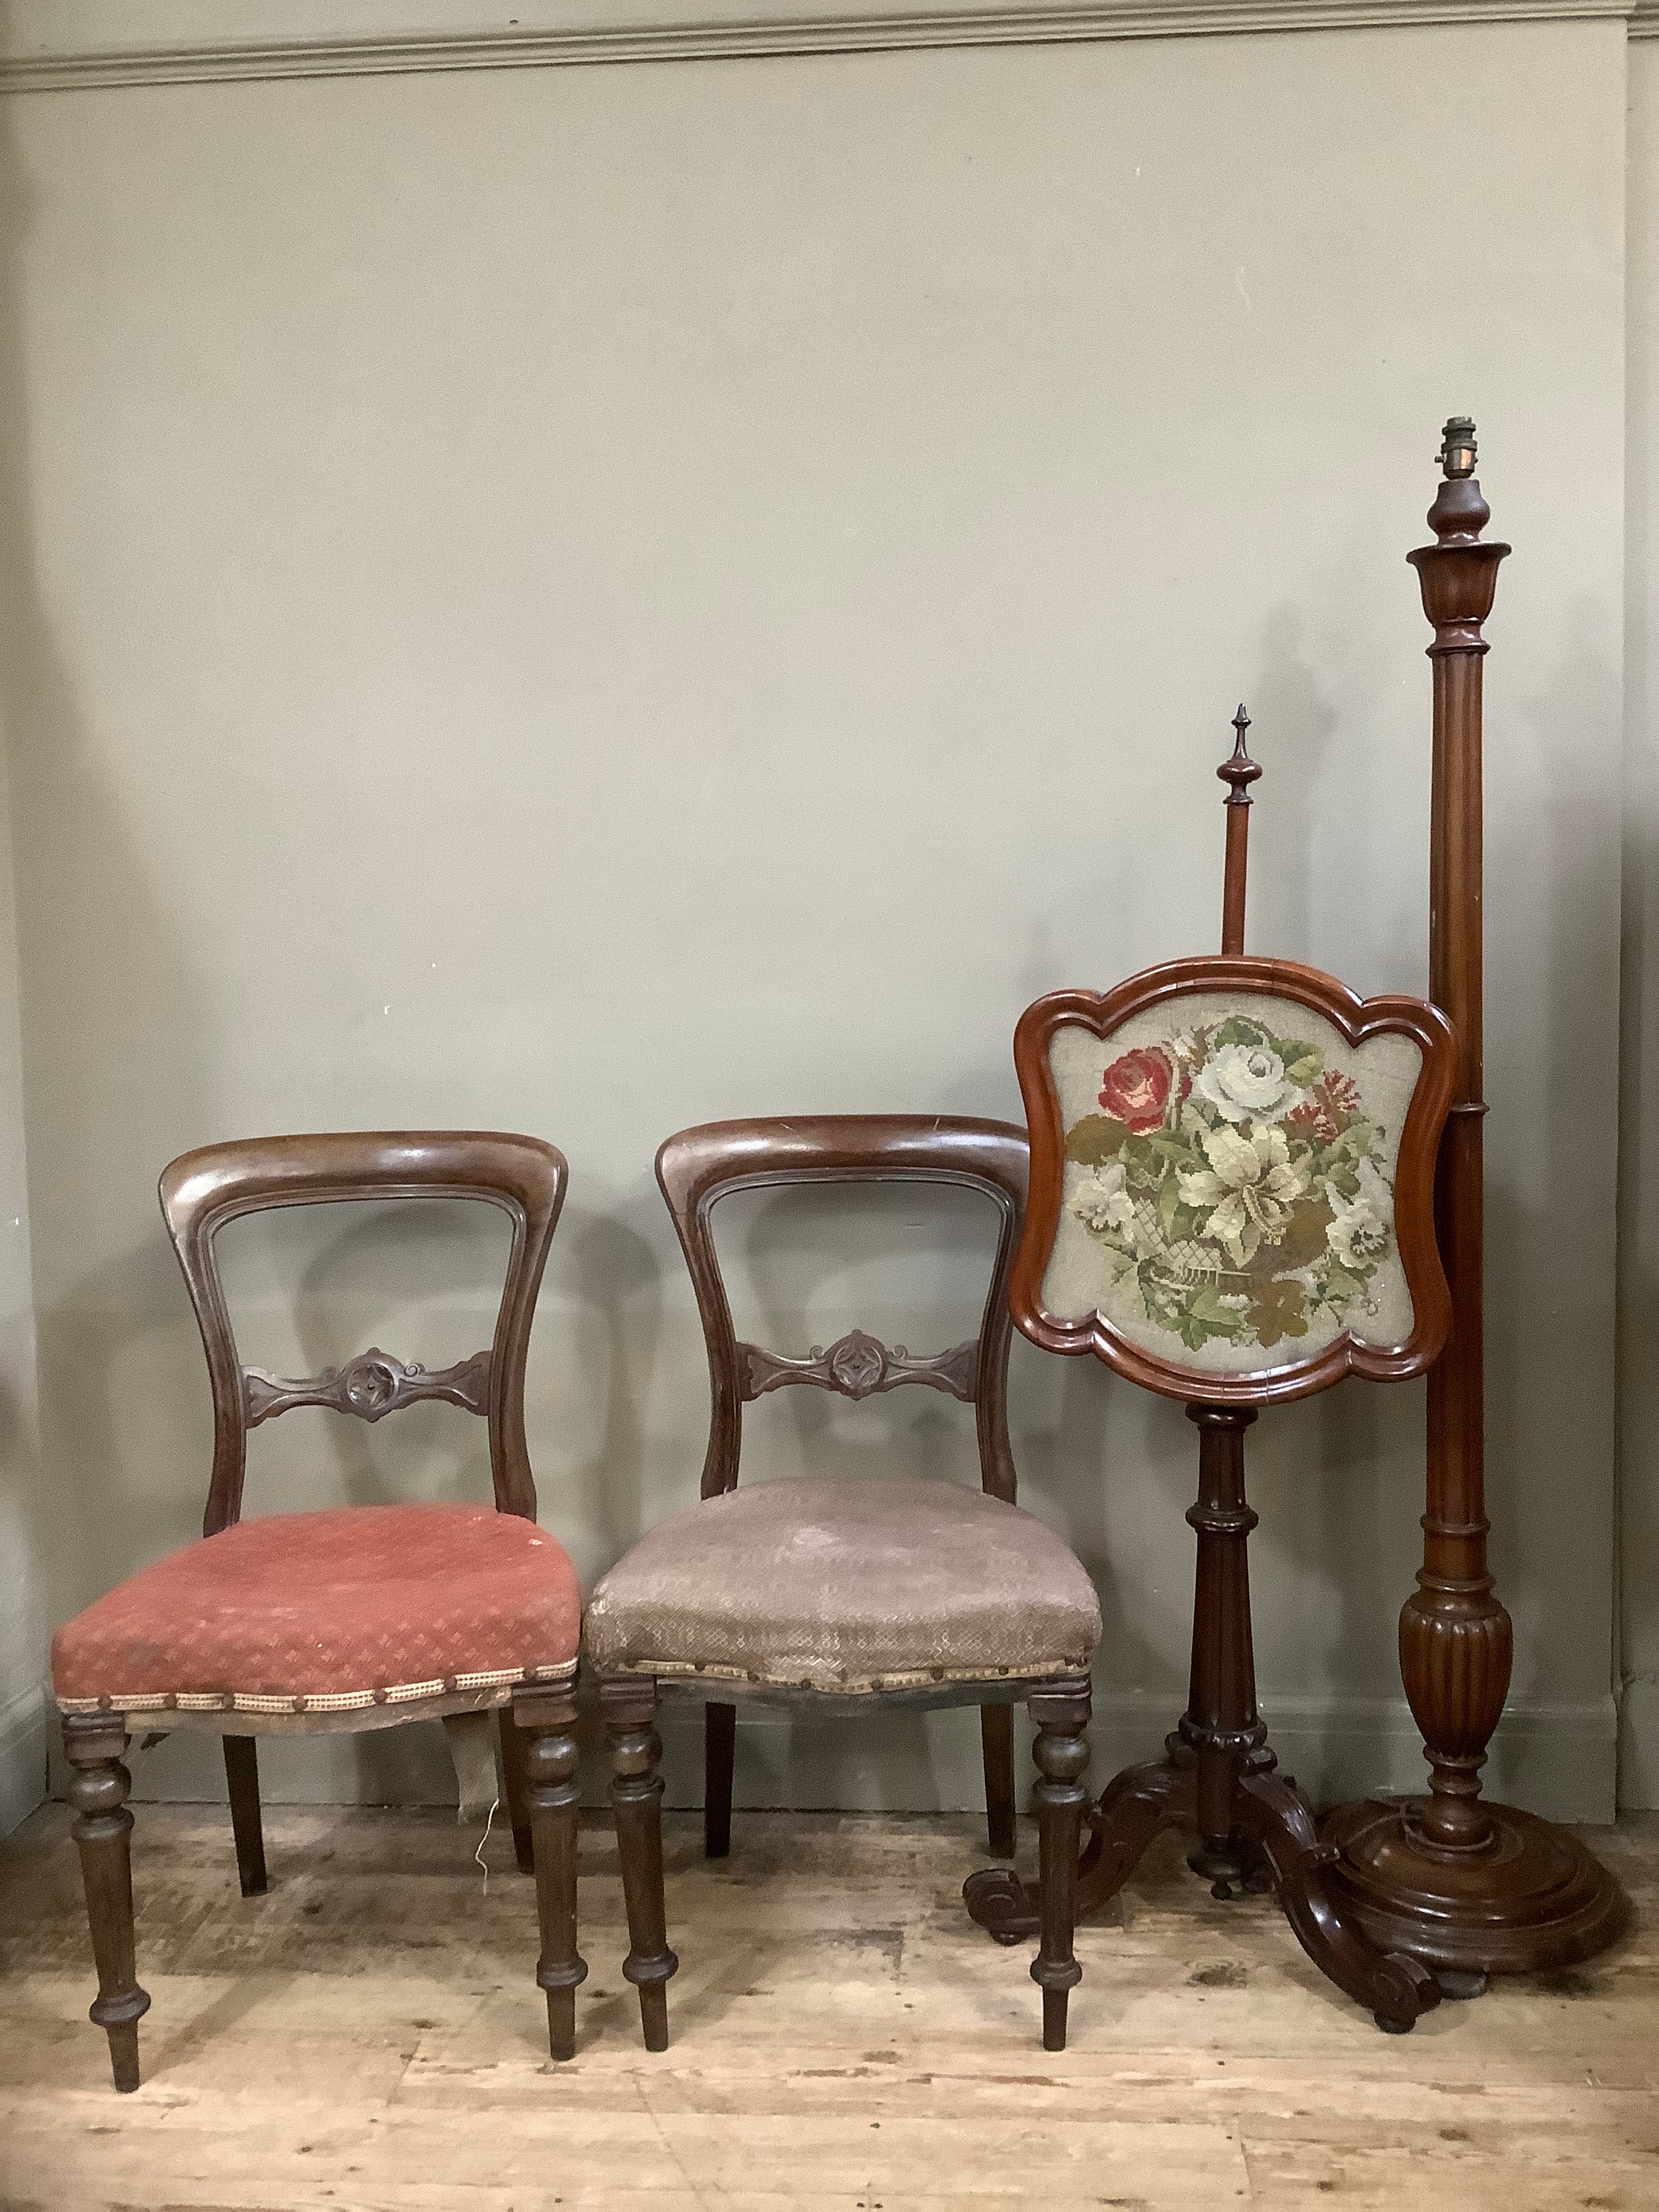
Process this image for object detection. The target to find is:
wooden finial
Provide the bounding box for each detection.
[1218,703,1261,807]
[1218,703,1258,954]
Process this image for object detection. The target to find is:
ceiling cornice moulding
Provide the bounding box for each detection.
[0,0,1639,92]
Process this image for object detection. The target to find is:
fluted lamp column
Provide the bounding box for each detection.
[1321,420,1626,1978]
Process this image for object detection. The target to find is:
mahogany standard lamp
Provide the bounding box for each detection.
[1322,422,1626,1975]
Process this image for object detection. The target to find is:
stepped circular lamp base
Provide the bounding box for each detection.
[1320,1795,1629,1976]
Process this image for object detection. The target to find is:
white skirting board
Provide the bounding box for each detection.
[92,1686,1619,1826]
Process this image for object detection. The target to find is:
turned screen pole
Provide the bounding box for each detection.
[1218,704,1260,955]
[1323,421,1625,1975]
[1406,416,1511,1851]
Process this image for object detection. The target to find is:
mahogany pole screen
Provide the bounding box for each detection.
[964,712,1460,2032]
[1321,425,1626,1973]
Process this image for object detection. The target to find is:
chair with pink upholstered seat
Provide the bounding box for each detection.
[50,1131,585,2091]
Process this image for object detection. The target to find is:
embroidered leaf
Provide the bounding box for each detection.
[1158,1174,1181,1240]
[1065,1113,1129,1166]
[1213,1016,1271,1049]
[1282,1046,1325,1086]
[1186,1286,1247,1339]
[1248,1278,1309,1347]
[1149,1131,1197,1165]
[1271,1195,1334,1273]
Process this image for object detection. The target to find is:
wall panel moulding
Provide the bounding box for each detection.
[0,0,1646,92]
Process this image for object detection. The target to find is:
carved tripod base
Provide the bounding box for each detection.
[964,1406,1441,2035]
[966,1738,1439,2032]
[1319,1797,1629,1979]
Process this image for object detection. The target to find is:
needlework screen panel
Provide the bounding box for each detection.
[1040,992,1425,1376]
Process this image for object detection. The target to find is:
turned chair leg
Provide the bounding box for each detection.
[1029,1676,1092,2053]
[602,1678,678,2051]
[981,1703,1017,1858]
[498,1705,536,1875]
[63,1714,151,2092]
[704,1700,736,1860]
[222,1736,268,1897]
[513,1684,587,2062]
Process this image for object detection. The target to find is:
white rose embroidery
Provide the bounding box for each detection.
[1177,1122,1310,1267]
[1193,1040,1305,1126]
[1327,1157,1393,1272]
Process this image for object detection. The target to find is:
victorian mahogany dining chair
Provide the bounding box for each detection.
[583,1115,1103,2053]
[50,1131,585,2090]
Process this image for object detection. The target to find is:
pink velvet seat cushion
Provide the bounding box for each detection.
[583,1477,1101,1694]
[52,1502,580,1719]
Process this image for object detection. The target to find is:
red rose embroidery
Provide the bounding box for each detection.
[1099,1048,1174,1133]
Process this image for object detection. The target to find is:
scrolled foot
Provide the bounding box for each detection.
[962,1866,1040,1946]
[1235,1769,1441,2034]
[1372,1950,1440,2033]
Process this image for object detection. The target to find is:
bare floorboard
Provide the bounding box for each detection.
[1,1804,1654,2211]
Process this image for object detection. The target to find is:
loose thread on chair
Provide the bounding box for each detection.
[475,1795,499,1892]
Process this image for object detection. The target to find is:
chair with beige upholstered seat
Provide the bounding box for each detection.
[51,1132,587,2090]
[583,1115,1103,2053]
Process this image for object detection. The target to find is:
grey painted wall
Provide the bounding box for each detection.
[0,15,1639,1818]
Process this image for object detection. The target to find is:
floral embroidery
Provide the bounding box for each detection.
[1099,1046,1184,1133]
[1064,1015,1395,1353]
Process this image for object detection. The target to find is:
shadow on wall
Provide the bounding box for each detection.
[1242,603,1340,966]
[1483,605,1620,1810]
[0,83,212,1804]
[0,84,553,1816]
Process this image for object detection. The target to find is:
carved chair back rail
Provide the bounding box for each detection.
[159,1129,567,1534]
[655,1113,1029,1503]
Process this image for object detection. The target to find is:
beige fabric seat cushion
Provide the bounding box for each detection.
[583,1477,1101,1694]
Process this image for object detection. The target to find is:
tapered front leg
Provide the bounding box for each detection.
[63,1714,150,2092]
[1029,1676,1092,2053]
[513,1684,587,2060]
[601,1678,678,2052]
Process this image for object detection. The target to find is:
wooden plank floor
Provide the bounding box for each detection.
[1,1803,1655,2211]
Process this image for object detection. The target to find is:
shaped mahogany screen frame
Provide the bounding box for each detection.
[1010,954,1458,1408]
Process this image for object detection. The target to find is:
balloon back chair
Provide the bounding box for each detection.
[51,1130,586,2089]
[583,1114,1103,2053]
